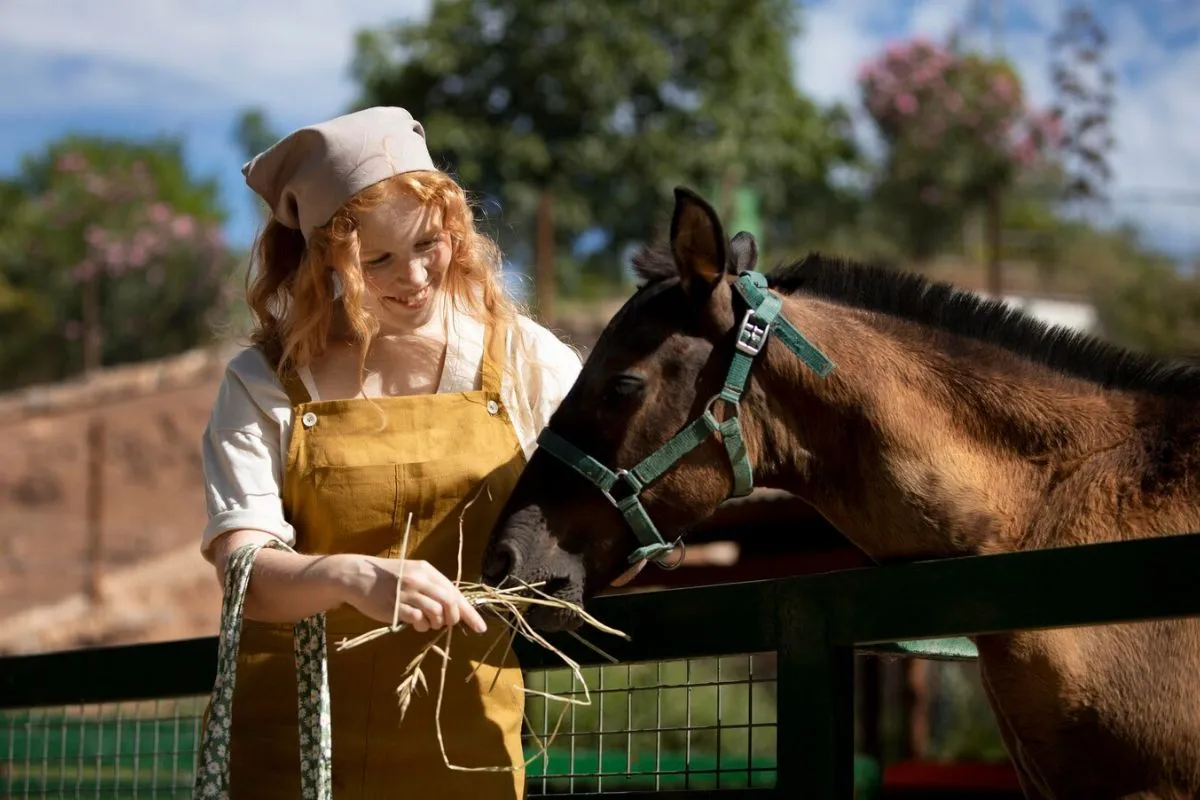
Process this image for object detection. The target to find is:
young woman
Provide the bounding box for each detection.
[199,106,581,798]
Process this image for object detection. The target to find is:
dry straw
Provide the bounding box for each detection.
[335,482,629,773]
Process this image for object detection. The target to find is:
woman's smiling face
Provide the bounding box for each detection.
[355,192,452,334]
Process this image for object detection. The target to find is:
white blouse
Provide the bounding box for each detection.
[199,314,583,558]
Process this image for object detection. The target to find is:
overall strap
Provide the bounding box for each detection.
[259,337,312,407]
[480,320,509,397]
[279,368,313,407]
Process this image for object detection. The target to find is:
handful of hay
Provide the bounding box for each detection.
[334,486,629,773]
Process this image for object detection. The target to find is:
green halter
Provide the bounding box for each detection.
[536,270,837,566]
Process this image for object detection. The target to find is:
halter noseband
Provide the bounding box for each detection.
[535,270,837,567]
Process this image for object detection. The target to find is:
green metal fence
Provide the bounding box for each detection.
[3,532,1200,798]
[2,698,204,798]
[0,659,813,799]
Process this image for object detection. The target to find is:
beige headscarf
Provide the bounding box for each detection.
[242,106,437,241]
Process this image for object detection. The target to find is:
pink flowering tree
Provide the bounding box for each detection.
[857,36,1063,266]
[0,136,237,390]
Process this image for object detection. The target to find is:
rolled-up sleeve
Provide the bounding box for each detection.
[200,349,296,559]
[532,333,582,428]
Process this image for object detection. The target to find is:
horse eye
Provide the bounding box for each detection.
[601,374,645,404]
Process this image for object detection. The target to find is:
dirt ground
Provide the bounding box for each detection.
[0,351,232,654]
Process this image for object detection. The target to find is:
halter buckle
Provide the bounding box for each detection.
[703,392,741,419]
[602,469,641,508]
[735,309,770,356]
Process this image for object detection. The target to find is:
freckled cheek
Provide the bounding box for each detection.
[358,272,381,297]
[362,272,391,298]
[427,245,452,285]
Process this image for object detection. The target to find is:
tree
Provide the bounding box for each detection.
[233,108,282,164]
[856,36,1062,282]
[0,135,238,390]
[1049,4,1116,207]
[350,0,856,318]
[232,107,284,235]
[1065,223,1200,358]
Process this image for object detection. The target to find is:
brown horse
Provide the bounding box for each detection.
[484,187,1200,798]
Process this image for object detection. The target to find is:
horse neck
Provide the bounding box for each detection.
[741,295,1177,562]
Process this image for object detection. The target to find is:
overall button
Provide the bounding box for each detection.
[301,411,318,428]
[486,400,500,415]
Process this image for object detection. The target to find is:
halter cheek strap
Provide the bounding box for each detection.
[536,271,836,566]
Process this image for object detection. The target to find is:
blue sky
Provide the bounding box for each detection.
[2,0,1198,264]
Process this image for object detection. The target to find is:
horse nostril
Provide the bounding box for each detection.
[482,541,522,587]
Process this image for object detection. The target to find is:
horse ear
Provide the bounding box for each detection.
[729,231,758,273]
[670,187,731,294]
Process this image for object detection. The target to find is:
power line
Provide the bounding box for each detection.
[1107,190,1200,206]
[1012,187,1200,207]
[991,0,1005,56]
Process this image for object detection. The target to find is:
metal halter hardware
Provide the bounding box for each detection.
[536,270,837,566]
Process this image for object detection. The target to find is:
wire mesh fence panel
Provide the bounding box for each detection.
[521,653,778,795]
[1,697,206,799]
[0,655,776,798]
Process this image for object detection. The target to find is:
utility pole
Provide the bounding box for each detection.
[82,271,106,605]
[968,0,1004,54]
[984,0,1006,297]
[535,186,555,327]
[991,0,1004,55]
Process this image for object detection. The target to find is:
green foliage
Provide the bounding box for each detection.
[1049,4,1117,204]
[924,663,1010,762]
[1070,225,1200,357]
[0,135,239,390]
[232,108,282,164]
[350,0,858,277]
[524,656,779,790]
[857,37,1061,259]
[998,184,1070,273]
[846,29,1200,362]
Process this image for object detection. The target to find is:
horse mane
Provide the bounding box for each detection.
[631,245,1200,398]
[630,246,682,286]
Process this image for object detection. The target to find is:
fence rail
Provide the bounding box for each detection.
[3,532,1200,798]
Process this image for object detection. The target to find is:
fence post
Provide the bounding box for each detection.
[82,268,106,605]
[775,592,856,798]
[85,415,106,603]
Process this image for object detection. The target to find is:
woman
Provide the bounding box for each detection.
[199,106,582,798]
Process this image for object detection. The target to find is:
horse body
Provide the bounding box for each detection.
[977,623,1200,798]
[740,284,1200,798]
[484,187,1200,798]
[979,411,1200,797]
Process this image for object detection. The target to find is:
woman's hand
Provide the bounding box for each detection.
[334,554,488,634]
[205,530,488,633]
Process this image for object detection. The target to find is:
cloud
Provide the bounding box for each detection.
[0,0,435,246]
[1105,34,1200,257]
[0,46,225,114]
[908,0,972,40]
[0,0,432,118]
[792,0,881,108]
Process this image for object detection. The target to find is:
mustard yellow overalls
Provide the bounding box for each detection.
[225,323,527,798]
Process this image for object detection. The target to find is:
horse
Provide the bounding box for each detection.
[483,186,1200,798]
